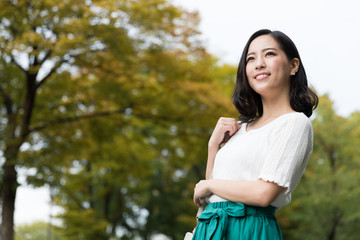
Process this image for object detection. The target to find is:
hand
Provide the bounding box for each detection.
[208,117,241,148]
[193,180,212,206]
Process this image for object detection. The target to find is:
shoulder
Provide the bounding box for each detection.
[279,112,312,127]
[274,112,313,136]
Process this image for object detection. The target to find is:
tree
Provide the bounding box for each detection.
[29,58,237,239]
[278,95,360,239]
[0,0,215,239]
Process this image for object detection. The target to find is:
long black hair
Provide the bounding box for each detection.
[233,29,318,123]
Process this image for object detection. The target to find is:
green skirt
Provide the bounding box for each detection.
[192,201,282,240]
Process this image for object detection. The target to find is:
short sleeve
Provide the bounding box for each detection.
[258,114,313,194]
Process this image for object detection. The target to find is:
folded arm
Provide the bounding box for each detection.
[194,178,285,207]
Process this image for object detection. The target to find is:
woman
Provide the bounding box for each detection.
[192,29,318,239]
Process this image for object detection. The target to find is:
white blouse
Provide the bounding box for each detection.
[208,112,313,208]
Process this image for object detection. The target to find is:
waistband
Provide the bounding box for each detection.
[203,201,276,219]
[197,201,276,240]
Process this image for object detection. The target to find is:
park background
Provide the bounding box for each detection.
[1,0,360,239]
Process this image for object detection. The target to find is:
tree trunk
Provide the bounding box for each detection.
[328,218,337,240]
[0,74,35,240]
[327,210,342,240]
[1,145,20,240]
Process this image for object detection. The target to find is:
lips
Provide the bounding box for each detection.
[255,73,270,80]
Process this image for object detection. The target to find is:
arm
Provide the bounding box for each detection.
[205,117,240,180]
[194,179,285,207]
[205,143,219,180]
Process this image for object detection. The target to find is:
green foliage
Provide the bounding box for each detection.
[15,221,62,240]
[1,0,236,239]
[3,0,360,239]
[278,95,360,240]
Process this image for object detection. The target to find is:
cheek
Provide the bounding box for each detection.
[271,58,282,68]
[246,65,255,88]
[271,58,290,74]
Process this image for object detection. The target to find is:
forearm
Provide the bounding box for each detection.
[205,143,219,180]
[208,179,285,207]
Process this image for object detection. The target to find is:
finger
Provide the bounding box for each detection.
[230,120,242,134]
[218,117,236,126]
[229,124,237,136]
[224,122,238,136]
[193,187,196,203]
[219,117,236,121]
[196,197,201,206]
[216,120,235,132]
[221,118,237,126]
[221,122,236,131]
[194,195,200,206]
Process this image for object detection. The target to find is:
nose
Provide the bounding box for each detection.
[255,56,265,70]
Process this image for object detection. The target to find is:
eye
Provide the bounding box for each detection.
[265,51,276,57]
[246,56,255,63]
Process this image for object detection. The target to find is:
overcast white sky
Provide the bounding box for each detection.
[173,0,360,117]
[15,0,360,226]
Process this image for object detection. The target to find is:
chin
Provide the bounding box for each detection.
[251,86,269,95]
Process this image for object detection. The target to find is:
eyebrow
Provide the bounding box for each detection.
[247,47,278,57]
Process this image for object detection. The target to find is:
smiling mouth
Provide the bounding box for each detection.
[255,74,270,80]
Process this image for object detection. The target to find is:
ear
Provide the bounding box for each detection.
[290,58,300,75]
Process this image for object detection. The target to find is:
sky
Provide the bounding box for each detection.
[172,0,360,117]
[15,0,360,226]
[15,169,61,225]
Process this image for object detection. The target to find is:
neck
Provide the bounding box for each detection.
[260,91,293,119]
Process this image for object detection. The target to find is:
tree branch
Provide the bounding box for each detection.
[38,49,52,66]
[0,85,13,115]
[29,108,129,133]
[19,74,37,139]
[36,57,67,89]
[10,55,27,73]
[28,101,192,136]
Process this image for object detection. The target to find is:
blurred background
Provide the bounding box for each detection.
[1,0,359,239]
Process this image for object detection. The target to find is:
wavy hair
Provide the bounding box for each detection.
[233,29,318,123]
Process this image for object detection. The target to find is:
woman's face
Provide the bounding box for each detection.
[245,35,296,98]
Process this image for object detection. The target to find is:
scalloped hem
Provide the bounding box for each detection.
[258,176,290,194]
